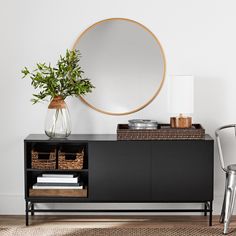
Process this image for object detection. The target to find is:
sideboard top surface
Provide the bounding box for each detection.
[25,134,213,142]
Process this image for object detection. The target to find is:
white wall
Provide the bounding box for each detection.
[1,0,236,215]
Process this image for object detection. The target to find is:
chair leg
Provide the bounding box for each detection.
[220,194,226,223]
[223,188,232,234]
[223,174,236,234]
[220,174,228,223]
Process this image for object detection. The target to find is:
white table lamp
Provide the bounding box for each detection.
[168,75,194,128]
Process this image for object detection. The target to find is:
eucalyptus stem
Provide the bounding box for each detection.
[50,108,60,137]
[21,49,94,104]
[60,108,68,135]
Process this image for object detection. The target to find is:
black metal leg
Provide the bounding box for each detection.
[31,203,34,216]
[204,202,207,216]
[25,201,29,226]
[209,201,213,226]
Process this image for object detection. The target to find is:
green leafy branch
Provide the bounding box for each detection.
[22,49,94,104]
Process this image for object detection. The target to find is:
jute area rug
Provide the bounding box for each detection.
[0,227,233,236]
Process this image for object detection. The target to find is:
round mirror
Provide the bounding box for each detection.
[73,18,166,115]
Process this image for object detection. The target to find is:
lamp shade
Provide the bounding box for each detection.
[168,75,194,115]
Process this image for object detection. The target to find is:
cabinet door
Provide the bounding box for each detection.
[89,141,151,201]
[151,141,213,201]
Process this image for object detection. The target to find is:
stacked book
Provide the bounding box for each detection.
[32,174,83,190]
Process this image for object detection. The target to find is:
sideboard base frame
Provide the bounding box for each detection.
[25,200,213,226]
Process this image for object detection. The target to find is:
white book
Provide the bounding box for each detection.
[32,183,83,189]
[42,174,74,178]
[33,186,83,189]
[32,185,83,189]
[37,176,78,183]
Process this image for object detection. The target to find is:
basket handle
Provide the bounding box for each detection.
[59,149,84,161]
[32,150,56,161]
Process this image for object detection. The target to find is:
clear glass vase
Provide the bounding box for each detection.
[45,96,71,138]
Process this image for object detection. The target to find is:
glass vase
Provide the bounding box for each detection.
[45,96,71,138]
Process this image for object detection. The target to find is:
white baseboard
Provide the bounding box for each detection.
[0,194,225,215]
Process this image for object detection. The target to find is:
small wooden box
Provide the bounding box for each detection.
[29,188,87,197]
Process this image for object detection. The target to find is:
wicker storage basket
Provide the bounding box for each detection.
[117,124,205,140]
[31,149,56,169]
[58,149,84,170]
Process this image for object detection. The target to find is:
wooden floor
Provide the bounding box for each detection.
[0,215,233,228]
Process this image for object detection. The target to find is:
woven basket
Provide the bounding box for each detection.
[31,149,56,169]
[58,149,84,170]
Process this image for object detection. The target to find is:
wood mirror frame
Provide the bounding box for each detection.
[72,18,166,115]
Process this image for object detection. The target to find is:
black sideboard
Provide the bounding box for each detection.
[24,134,214,226]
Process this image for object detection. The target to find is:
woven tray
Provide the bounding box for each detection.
[117,124,205,140]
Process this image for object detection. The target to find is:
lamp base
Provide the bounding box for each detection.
[170,115,192,128]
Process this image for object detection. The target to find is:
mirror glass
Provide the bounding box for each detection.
[73,18,166,115]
